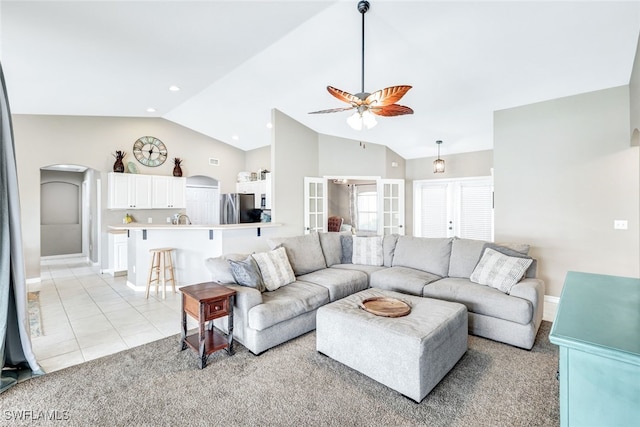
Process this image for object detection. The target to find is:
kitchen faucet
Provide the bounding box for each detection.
[173,213,192,225]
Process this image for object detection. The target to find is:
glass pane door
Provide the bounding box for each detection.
[378,179,405,235]
[304,177,326,234]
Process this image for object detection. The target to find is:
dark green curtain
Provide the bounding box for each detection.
[0,61,43,393]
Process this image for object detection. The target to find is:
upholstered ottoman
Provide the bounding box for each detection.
[316,288,468,402]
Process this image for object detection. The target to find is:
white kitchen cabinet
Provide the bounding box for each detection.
[236,173,271,209]
[152,176,186,209]
[108,173,130,209]
[129,175,153,209]
[108,173,152,209]
[108,232,128,276]
[108,173,184,210]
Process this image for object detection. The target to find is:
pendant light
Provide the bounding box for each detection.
[433,140,445,173]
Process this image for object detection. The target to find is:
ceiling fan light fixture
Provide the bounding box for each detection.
[348,109,377,130]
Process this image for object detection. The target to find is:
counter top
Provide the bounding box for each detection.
[108,223,281,231]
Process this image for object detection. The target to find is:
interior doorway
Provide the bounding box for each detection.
[185,175,220,225]
[305,175,405,236]
[40,165,101,264]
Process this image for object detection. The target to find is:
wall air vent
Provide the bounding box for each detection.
[209,158,219,166]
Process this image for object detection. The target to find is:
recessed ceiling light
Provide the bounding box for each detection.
[232,135,239,141]
[146,107,157,113]
[266,122,273,129]
[169,85,180,92]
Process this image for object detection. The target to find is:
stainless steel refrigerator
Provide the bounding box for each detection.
[220,193,257,224]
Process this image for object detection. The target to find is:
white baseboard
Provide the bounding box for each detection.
[543,295,559,322]
[26,277,41,285]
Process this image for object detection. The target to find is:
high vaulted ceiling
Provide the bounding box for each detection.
[2,1,639,159]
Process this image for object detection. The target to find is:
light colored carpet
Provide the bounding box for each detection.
[27,291,43,338]
[4,321,559,426]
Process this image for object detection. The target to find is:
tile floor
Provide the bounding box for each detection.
[28,256,197,373]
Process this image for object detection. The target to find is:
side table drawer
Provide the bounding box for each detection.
[204,298,229,320]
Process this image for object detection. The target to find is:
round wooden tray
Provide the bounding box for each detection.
[359,297,411,318]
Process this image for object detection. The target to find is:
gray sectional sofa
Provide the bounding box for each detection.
[206,232,545,355]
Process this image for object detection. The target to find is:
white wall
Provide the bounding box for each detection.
[13,115,246,279]
[271,109,319,236]
[318,134,406,179]
[630,32,640,146]
[494,86,640,297]
[245,145,271,175]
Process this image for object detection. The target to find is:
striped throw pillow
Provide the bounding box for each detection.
[351,236,383,266]
[252,247,296,291]
[470,248,533,294]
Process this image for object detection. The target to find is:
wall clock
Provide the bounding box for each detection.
[132,136,168,167]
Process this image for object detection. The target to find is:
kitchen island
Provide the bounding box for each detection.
[108,223,281,291]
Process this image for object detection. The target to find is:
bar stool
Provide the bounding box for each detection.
[146,248,176,299]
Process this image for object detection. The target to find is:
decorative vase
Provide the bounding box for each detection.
[173,157,183,177]
[113,150,126,173]
[113,159,125,173]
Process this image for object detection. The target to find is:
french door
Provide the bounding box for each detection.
[304,177,405,236]
[378,179,405,235]
[413,177,493,241]
[303,177,327,234]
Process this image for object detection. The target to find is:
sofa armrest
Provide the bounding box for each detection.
[220,284,263,318]
[509,278,545,307]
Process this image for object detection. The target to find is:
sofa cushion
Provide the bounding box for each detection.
[422,278,533,325]
[228,255,266,292]
[470,248,533,294]
[268,233,327,275]
[297,268,368,301]
[369,266,441,296]
[494,242,530,255]
[382,234,399,267]
[252,247,296,291]
[330,263,386,280]
[318,232,351,267]
[247,281,329,331]
[205,253,250,284]
[392,236,453,277]
[352,236,383,266]
[448,238,487,279]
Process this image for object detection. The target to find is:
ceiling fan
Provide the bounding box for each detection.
[309,0,413,130]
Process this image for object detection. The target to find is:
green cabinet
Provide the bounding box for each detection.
[549,271,640,427]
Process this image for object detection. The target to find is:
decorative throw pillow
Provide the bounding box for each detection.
[340,234,354,264]
[351,236,383,266]
[252,247,296,291]
[470,248,533,294]
[228,256,266,292]
[480,243,537,278]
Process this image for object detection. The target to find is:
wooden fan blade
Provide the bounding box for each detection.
[308,106,356,114]
[327,86,362,105]
[370,104,414,117]
[365,85,412,107]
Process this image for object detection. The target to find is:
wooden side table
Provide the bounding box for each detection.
[180,282,236,369]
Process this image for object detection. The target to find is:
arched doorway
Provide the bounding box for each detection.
[40,165,101,263]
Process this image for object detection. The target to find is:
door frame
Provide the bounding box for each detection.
[306,175,407,235]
